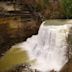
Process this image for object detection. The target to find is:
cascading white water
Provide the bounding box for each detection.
[13,21,72,72]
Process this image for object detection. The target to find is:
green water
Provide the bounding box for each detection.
[44,20,72,25]
[0,47,30,72]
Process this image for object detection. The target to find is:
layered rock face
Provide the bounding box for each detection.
[0,18,40,57]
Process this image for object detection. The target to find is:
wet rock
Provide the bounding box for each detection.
[8,64,40,72]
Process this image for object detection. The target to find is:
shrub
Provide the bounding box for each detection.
[60,0,72,18]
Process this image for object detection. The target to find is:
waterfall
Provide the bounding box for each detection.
[12,21,72,72]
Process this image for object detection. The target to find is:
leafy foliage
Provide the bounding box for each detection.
[60,0,72,18]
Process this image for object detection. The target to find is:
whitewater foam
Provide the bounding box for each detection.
[12,21,72,72]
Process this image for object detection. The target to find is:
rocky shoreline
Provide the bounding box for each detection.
[7,64,56,72]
